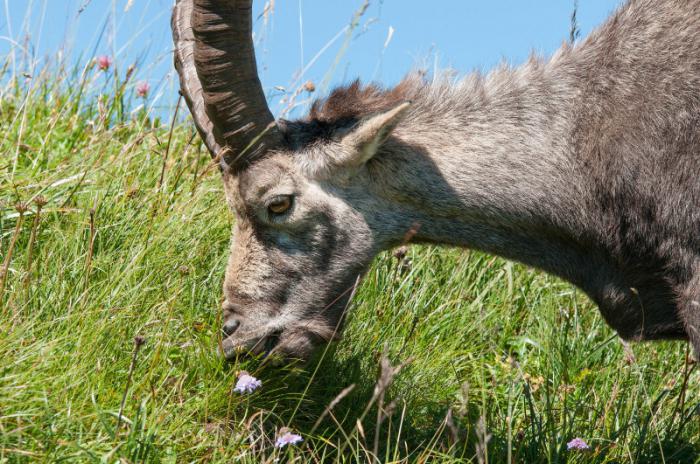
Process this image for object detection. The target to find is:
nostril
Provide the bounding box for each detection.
[222,319,240,336]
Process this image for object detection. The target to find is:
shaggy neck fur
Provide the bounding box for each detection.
[383,60,599,295]
[366,0,699,346]
[304,0,699,353]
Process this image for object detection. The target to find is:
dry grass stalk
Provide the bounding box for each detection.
[475,416,492,464]
[83,207,97,288]
[23,196,46,290]
[115,336,146,439]
[157,94,183,190]
[0,202,27,309]
[310,384,356,433]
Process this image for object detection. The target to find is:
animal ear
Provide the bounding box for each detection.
[338,101,410,167]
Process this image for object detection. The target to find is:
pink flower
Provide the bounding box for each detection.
[136,81,151,98]
[566,437,590,451]
[96,55,112,71]
[233,371,261,394]
[275,429,303,448]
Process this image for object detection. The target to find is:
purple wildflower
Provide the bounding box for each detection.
[275,429,303,448]
[233,371,261,394]
[566,438,590,451]
[136,81,150,98]
[96,55,112,71]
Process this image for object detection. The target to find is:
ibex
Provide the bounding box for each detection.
[172,0,700,362]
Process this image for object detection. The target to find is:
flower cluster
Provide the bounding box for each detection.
[233,371,262,394]
[96,55,112,71]
[566,437,590,451]
[136,81,150,98]
[275,428,303,448]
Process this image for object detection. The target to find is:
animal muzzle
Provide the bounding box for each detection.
[221,318,282,360]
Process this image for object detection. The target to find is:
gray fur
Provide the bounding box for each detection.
[217,0,700,361]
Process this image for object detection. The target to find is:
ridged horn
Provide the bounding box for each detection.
[172,0,282,169]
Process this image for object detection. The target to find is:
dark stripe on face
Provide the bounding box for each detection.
[316,216,338,274]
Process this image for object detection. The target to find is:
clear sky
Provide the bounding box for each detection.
[1,0,622,118]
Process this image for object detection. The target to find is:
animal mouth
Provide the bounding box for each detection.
[222,329,283,361]
[264,330,282,357]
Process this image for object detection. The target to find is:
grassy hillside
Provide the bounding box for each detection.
[1,62,699,463]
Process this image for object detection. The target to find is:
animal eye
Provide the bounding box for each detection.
[267,195,292,215]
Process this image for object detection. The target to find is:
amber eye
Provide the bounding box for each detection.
[268,196,292,215]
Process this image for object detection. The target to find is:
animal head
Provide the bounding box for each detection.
[172,0,417,361]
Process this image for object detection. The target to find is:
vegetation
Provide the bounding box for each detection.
[1,12,700,464]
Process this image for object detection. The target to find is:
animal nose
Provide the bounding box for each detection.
[222,319,240,336]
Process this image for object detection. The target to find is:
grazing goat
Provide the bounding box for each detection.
[172,0,700,361]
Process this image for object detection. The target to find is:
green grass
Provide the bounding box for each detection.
[1,60,699,464]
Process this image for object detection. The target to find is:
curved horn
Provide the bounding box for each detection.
[172,0,222,158]
[172,0,282,168]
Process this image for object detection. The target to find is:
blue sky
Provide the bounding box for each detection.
[1,0,622,118]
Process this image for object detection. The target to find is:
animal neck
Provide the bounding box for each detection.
[383,55,609,293]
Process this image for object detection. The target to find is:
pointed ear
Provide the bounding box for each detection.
[338,101,410,167]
